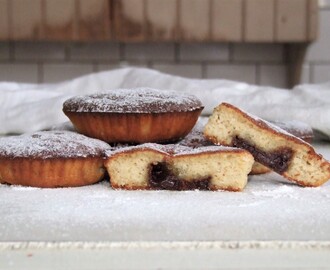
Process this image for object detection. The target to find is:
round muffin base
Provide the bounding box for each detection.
[0,157,105,188]
[65,110,203,143]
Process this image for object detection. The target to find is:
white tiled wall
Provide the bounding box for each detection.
[259,65,287,88]
[124,43,175,61]
[14,42,66,61]
[232,44,284,63]
[179,44,229,62]
[43,63,94,83]
[0,63,39,83]
[0,7,330,88]
[152,63,203,79]
[68,42,120,61]
[205,64,256,84]
[0,43,9,60]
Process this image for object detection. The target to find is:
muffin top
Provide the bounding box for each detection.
[0,131,110,159]
[62,88,203,114]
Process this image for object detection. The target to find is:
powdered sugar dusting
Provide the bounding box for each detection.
[271,120,313,140]
[63,88,203,113]
[178,118,213,148]
[1,172,330,242]
[105,143,170,157]
[0,143,329,242]
[106,142,244,158]
[172,145,243,156]
[0,131,111,159]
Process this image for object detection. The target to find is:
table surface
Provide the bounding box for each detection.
[1,142,330,269]
[1,142,330,243]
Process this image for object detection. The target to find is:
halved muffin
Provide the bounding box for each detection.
[204,103,330,187]
[105,144,254,191]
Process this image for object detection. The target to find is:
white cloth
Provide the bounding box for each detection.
[1,67,330,139]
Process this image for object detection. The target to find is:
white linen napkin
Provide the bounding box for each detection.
[1,67,330,139]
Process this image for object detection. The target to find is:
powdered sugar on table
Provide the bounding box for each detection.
[0,142,329,242]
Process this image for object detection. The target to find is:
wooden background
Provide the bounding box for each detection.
[0,0,318,42]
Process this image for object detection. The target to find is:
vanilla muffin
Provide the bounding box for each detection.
[0,131,110,188]
[204,103,330,187]
[181,118,314,175]
[63,88,204,143]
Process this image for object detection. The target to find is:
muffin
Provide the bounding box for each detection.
[105,143,254,191]
[0,131,110,188]
[62,88,204,143]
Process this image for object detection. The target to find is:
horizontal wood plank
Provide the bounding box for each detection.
[180,0,210,41]
[211,0,243,42]
[244,0,274,42]
[275,0,307,42]
[11,0,43,40]
[45,0,77,40]
[0,0,9,40]
[78,0,111,40]
[114,0,145,42]
[146,0,177,41]
[308,0,318,41]
[0,0,320,42]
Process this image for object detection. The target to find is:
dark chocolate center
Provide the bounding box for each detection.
[149,162,210,190]
[232,136,293,174]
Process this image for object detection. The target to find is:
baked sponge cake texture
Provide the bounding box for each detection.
[204,103,330,187]
[105,144,254,191]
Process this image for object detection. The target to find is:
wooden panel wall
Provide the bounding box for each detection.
[146,0,177,41]
[44,0,77,40]
[0,0,9,40]
[78,0,111,40]
[11,0,43,40]
[0,0,319,42]
[245,0,274,42]
[113,0,145,41]
[308,0,319,40]
[211,0,243,42]
[179,0,210,41]
[275,0,308,42]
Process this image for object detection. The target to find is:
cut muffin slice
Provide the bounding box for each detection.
[181,117,314,175]
[105,144,254,191]
[204,103,330,187]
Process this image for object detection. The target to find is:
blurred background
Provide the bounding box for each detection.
[0,0,329,88]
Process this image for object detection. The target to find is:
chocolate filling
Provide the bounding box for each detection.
[149,162,210,191]
[232,136,293,174]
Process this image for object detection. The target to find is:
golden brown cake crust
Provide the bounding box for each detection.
[0,157,105,188]
[63,88,204,143]
[65,110,202,143]
[0,131,110,188]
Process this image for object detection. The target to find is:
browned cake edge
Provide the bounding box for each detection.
[0,157,105,188]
